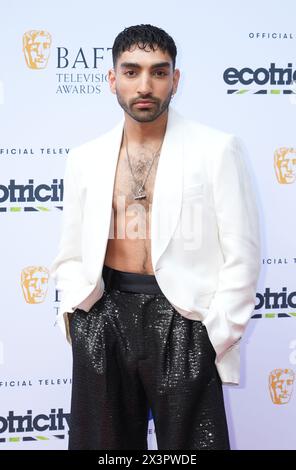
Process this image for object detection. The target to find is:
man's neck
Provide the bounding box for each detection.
[123,109,169,146]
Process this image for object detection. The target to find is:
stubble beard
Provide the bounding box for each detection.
[115,88,174,123]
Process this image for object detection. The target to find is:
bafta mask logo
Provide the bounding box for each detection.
[23,30,52,69]
[269,368,295,404]
[21,266,49,304]
[274,147,296,184]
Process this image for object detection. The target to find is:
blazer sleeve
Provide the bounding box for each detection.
[203,135,261,360]
[49,150,88,331]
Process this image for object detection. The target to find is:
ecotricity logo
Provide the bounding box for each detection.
[252,287,296,319]
[22,30,111,95]
[224,62,296,95]
[0,179,63,212]
[0,409,69,443]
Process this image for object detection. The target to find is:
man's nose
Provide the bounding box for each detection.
[137,72,153,95]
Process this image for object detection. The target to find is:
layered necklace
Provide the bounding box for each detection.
[124,127,164,200]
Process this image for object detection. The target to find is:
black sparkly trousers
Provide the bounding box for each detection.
[68,264,230,450]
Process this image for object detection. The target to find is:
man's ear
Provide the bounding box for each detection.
[108,68,116,95]
[173,68,180,95]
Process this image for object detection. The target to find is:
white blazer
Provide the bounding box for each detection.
[49,106,261,385]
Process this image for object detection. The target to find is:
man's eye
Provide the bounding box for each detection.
[125,71,136,76]
[154,70,167,77]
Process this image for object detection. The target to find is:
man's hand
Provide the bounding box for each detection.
[64,311,74,345]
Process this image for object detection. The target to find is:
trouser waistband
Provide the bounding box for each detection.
[102,264,163,295]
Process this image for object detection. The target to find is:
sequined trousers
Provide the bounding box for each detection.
[68,264,230,450]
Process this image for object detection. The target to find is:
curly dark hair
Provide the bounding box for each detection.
[112,24,177,70]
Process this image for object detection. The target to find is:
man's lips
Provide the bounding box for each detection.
[134,101,156,108]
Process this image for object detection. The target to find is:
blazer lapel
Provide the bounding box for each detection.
[85,118,124,282]
[151,107,184,271]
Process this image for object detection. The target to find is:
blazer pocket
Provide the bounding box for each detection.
[183,183,204,199]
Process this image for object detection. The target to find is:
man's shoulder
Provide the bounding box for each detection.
[173,109,244,164]
[177,110,233,145]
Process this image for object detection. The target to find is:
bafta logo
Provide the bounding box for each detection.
[274,147,296,184]
[21,266,49,304]
[269,368,295,404]
[23,30,52,69]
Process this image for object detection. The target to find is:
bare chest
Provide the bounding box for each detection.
[112,145,159,211]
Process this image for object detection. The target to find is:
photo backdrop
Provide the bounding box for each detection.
[0,0,295,450]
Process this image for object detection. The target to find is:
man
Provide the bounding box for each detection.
[50,24,261,450]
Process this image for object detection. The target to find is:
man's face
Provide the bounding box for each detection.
[108,44,180,122]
